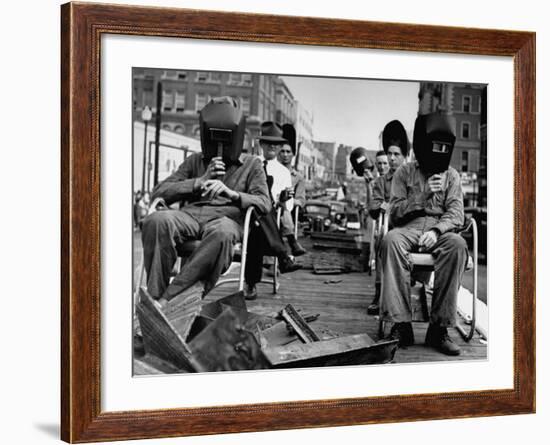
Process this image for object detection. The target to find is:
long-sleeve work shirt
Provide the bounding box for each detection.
[290,167,306,208]
[369,171,393,219]
[152,152,272,223]
[389,162,464,234]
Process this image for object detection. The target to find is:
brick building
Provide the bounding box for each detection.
[132,68,284,153]
[418,82,485,175]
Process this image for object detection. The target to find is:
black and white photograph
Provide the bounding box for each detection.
[131,68,488,374]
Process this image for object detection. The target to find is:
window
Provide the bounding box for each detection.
[229,73,241,84]
[174,125,185,134]
[162,91,174,112]
[196,93,210,111]
[240,97,250,114]
[242,74,252,85]
[461,122,471,139]
[177,71,187,80]
[175,91,185,112]
[196,72,208,82]
[461,151,469,172]
[462,95,471,113]
[162,124,171,131]
[162,70,177,79]
[259,96,265,119]
[210,72,221,82]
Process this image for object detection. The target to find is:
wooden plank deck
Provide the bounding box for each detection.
[206,268,487,365]
[133,228,487,373]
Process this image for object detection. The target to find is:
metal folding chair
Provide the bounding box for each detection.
[368,211,389,276]
[376,215,479,342]
[293,205,300,239]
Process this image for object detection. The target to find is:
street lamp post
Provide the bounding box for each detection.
[153,81,162,187]
[140,106,152,192]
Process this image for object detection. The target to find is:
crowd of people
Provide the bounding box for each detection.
[136,95,469,357]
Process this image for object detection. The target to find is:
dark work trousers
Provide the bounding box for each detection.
[141,206,242,300]
[379,222,468,327]
[244,209,288,286]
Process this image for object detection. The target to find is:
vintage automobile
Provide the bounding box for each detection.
[327,200,347,228]
[345,209,362,230]
[301,200,333,232]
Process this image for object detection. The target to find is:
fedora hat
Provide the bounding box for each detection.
[258,121,288,144]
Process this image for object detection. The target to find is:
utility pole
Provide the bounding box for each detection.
[140,106,152,192]
[153,81,162,186]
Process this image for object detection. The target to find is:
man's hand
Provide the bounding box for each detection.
[197,157,226,189]
[279,187,295,203]
[427,174,444,193]
[363,169,374,184]
[418,230,439,252]
[201,179,239,201]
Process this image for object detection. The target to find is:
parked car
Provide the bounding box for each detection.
[327,201,347,228]
[345,210,361,230]
[301,200,333,232]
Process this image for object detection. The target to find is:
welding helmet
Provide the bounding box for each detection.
[199,96,246,164]
[282,123,297,155]
[382,120,410,157]
[413,113,456,175]
[350,147,374,177]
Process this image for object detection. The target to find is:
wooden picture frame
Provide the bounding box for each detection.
[61,2,535,442]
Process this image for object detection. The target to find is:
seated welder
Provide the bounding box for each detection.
[140,97,271,307]
[379,112,468,356]
[366,120,409,315]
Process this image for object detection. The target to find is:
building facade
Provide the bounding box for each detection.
[334,144,354,182]
[132,68,282,153]
[418,82,485,175]
[312,140,338,183]
[274,78,296,127]
[294,101,315,180]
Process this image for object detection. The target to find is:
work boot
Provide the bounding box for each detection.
[425,324,461,356]
[388,322,415,347]
[279,255,302,274]
[367,283,381,315]
[244,283,258,301]
[286,235,307,256]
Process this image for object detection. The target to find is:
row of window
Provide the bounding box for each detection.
[159,70,253,85]
[160,91,251,114]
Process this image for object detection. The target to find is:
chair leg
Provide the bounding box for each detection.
[134,258,145,317]
[272,257,278,294]
[456,218,478,342]
[378,319,386,340]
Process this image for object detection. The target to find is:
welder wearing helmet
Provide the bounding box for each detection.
[141,96,272,306]
[379,112,468,356]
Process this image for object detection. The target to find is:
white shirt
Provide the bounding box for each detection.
[259,156,293,211]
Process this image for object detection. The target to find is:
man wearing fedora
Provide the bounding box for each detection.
[243,121,302,300]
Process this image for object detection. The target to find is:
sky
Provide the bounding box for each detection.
[281,75,420,149]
